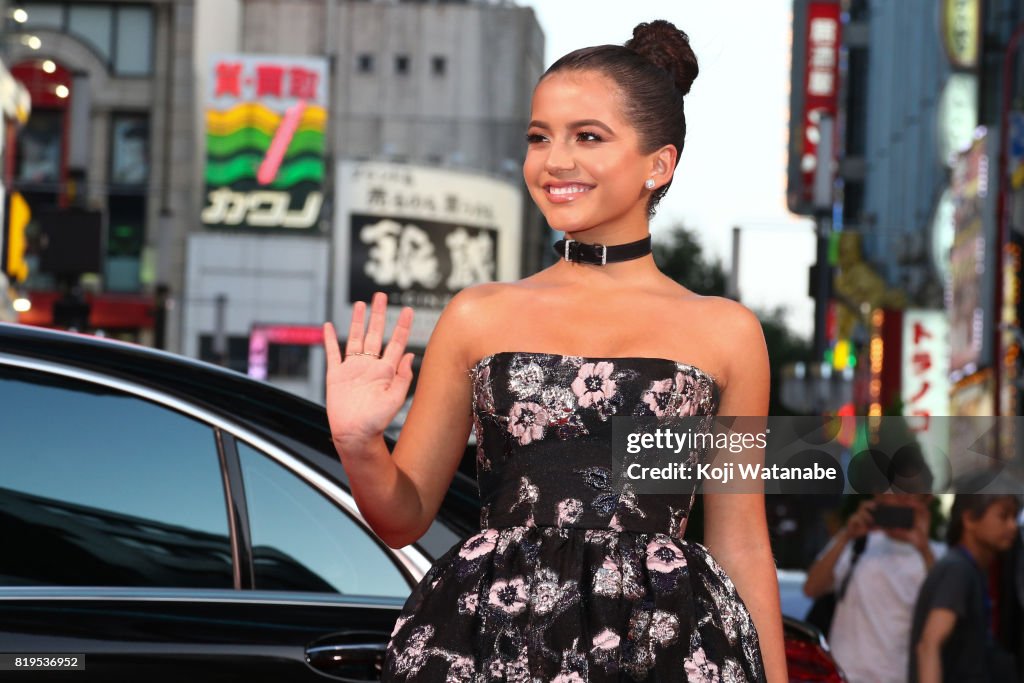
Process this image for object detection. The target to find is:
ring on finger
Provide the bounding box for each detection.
[349,351,380,358]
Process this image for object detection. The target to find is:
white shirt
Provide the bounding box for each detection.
[825,530,946,683]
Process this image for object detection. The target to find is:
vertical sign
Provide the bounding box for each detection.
[948,134,989,378]
[901,310,951,479]
[788,0,841,214]
[201,55,328,231]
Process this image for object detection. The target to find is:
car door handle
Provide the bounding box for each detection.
[305,634,388,680]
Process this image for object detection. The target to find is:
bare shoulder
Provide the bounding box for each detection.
[668,292,767,394]
[438,281,520,327]
[430,282,524,366]
[696,296,766,348]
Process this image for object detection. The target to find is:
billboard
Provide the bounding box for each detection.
[333,161,522,347]
[948,131,997,378]
[201,54,328,231]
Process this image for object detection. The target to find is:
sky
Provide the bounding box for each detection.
[515,0,816,339]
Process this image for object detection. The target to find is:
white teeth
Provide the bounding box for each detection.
[548,185,591,195]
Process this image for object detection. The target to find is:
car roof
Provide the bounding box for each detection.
[0,323,341,459]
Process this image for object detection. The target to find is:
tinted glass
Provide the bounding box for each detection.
[237,442,409,597]
[0,365,233,587]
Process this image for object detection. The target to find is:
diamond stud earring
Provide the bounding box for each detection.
[644,178,656,190]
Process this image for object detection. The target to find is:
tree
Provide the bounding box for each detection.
[652,224,727,296]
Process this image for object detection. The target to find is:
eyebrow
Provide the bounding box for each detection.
[527,119,615,135]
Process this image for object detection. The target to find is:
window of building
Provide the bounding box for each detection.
[18,2,63,29]
[110,114,149,186]
[18,2,153,76]
[431,55,446,76]
[68,4,113,62]
[0,365,233,588]
[267,344,310,380]
[198,334,251,375]
[114,6,154,75]
[356,53,374,74]
[15,109,63,186]
[395,55,410,75]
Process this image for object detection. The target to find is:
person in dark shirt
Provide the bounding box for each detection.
[909,482,1021,683]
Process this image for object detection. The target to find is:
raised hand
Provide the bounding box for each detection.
[322,292,415,455]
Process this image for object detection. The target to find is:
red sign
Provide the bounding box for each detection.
[799,2,842,205]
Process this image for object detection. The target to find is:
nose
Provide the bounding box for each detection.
[544,139,576,174]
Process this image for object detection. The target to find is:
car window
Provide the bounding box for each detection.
[0,365,233,587]
[236,441,410,597]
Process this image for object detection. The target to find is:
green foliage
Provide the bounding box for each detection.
[652,225,727,296]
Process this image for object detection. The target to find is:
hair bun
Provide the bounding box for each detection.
[625,20,699,96]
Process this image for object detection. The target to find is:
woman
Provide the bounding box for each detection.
[323,19,786,682]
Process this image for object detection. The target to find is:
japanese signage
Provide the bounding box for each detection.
[948,133,993,377]
[201,54,328,231]
[787,0,842,214]
[901,310,950,476]
[334,161,522,347]
[941,0,980,70]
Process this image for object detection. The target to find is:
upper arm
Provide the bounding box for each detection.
[390,285,498,531]
[702,300,770,554]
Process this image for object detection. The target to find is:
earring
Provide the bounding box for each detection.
[644,178,656,190]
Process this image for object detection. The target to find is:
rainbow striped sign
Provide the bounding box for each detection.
[201,54,328,230]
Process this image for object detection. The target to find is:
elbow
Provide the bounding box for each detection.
[376,523,429,550]
[801,573,826,598]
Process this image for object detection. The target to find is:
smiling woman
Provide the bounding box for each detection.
[324,18,787,683]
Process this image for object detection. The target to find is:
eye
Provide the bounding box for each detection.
[577,130,603,142]
[525,133,547,144]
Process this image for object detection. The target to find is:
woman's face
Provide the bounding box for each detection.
[523,70,669,236]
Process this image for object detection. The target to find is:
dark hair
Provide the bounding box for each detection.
[946,471,1022,545]
[542,20,699,218]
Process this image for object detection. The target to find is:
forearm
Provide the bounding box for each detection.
[915,642,942,683]
[711,530,788,682]
[803,528,849,597]
[338,436,426,548]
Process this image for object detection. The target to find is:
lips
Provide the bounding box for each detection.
[544,183,594,203]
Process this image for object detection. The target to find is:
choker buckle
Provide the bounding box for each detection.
[563,239,607,265]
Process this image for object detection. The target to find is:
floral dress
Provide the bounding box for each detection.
[383,352,766,683]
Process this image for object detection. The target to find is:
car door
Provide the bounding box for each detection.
[0,359,416,681]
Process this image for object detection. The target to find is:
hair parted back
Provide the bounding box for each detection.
[541,19,699,218]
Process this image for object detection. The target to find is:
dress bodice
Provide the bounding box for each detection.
[470,351,720,537]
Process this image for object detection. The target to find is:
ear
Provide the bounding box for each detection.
[648,144,678,186]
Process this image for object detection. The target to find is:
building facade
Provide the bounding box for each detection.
[3,0,196,348]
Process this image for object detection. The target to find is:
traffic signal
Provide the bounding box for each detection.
[2,191,30,283]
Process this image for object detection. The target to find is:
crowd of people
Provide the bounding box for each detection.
[803,477,1023,683]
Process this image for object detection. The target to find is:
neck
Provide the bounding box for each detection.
[961,537,995,569]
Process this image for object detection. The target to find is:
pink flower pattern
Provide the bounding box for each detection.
[571,361,618,408]
[508,401,548,445]
[385,352,760,682]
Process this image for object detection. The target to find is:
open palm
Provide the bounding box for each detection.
[322,292,415,452]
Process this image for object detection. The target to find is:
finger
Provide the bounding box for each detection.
[323,322,343,367]
[363,292,388,355]
[387,353,415,402]
[382,307,414,366]
[345,301,368,356]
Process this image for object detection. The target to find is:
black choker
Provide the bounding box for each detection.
[553,236,652,265]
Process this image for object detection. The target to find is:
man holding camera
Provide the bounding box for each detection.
[804,493,946,683]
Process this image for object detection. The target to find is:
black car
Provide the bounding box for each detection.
[0,323,842,681]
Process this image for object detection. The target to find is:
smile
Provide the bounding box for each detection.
[545,184,593,202]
